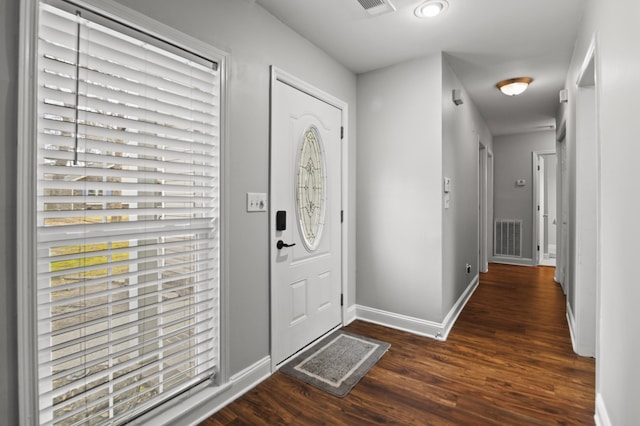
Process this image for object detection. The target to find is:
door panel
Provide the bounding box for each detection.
[271,79,342,366]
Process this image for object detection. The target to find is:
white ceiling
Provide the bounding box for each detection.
[255,0,585,136]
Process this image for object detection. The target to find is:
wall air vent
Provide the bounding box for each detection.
[494,219,523,257]
[356,0,396,16]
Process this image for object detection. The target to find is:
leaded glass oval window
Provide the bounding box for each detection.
[296,126,326,251]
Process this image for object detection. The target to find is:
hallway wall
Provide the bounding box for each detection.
[441,57,493,317]
[492,130,556,261]
[356,53,492,332]
[563,0,640,423]
[356,55,444,321]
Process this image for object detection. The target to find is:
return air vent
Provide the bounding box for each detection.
[494,219,522,257]
[356,0,396,16]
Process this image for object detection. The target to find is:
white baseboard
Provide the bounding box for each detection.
[345,304,357,325]
[566,301,578,354]
[441,274,479,339]
[594,393,612,426]
[356,275,479,341]
[356,304,445,340]
[133,356,272,426]
[566,301,595,357]
[490,257,535,266]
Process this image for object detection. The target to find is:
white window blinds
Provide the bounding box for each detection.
[36,2,220,425]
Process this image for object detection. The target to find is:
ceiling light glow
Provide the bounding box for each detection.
[496,77,534,96]
[415,0,449,18]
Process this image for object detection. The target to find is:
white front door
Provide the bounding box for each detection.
[270,75,343,366]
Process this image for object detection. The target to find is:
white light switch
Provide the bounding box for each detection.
[443,177,451,193]
[247,192,267,212]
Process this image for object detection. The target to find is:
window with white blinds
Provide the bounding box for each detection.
[35,2,220,425]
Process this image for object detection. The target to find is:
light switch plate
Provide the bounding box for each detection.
[247,192,267,212]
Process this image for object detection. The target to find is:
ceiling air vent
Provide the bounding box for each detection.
[356,0,396,16]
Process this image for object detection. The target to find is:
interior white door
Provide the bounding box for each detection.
[271,79,342,366]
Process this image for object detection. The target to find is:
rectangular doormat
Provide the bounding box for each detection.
[279,330,390,397]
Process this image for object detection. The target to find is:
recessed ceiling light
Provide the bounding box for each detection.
[414,0,449,18]
[496,77,534,96]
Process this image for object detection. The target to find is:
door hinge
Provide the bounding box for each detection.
[538,165,540,171]
[537,245,540,251]
[340,126,344,140]
[341,210,344,223]
[340,294,344,306]
[537,205,540,211]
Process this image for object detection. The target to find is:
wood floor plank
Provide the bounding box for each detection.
[200,264,595,425]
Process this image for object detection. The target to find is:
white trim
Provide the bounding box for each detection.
[356,275,479,341]
[567,300,596,357]
[356,305,444,340]
[441,274,479,339]
[269,66,350,371]
[486,149,494,266]
[17,1,39,424]
[131,357,272,426]
[594,393,612,426]
[490,257,535,267]
[478,140,489,273]
[577,34,597,87]
[566,301,578,354]
[532,149,556,266]
[345,304,357,325]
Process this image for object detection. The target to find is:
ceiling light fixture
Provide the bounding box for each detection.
[414,0,449,18]
[496,77,534,96]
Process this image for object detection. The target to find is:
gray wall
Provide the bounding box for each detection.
[492,130,556,260]
[356,53,492,324]
[1,0,357,418]
[0,0,19,424]
[564,0,640,422]
[109,0,356,380]
[441,57,493,314]
[356,55,443,320]
[110,0,358,377]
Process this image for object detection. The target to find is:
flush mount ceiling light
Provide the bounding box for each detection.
[496,77,534,96]
[414,0,449,18]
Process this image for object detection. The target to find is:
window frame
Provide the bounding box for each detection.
[17,0,230,423]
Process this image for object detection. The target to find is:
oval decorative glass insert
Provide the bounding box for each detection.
[296,126,326,251]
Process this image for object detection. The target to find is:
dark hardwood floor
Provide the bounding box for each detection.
[201,264,595,425]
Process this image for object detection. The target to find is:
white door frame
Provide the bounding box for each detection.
[571,35,599,358]
[555,120,567,289]
[478,141,489,273]
[269,67,349,371]
[532,149,556,266]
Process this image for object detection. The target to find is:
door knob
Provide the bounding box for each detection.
[277,240,296,250]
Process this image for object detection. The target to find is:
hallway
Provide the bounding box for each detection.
[202,264,595,425]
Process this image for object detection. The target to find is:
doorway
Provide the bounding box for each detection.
[269,68,347,368]
[534,151,558,267]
